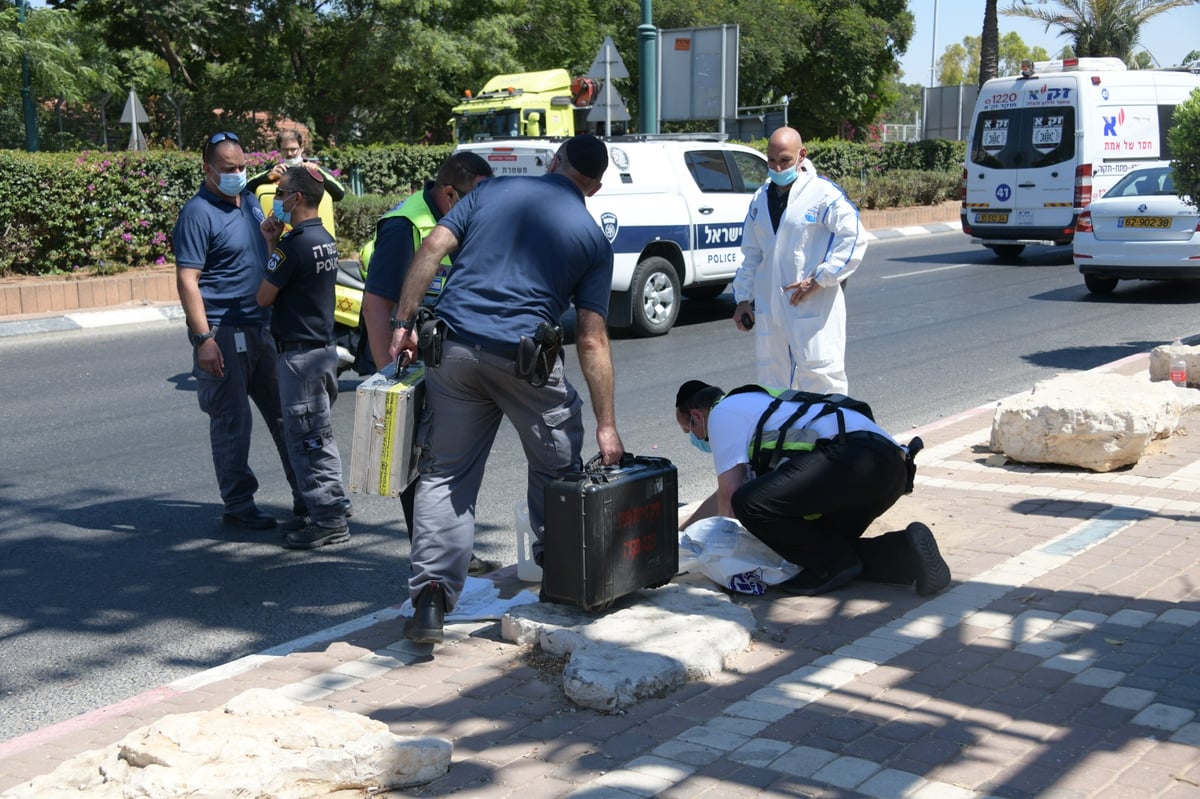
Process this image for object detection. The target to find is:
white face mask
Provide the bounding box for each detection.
[282,155,303,168]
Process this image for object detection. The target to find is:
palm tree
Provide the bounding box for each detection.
[1002,0,1199,66]
[980,0,1000,85]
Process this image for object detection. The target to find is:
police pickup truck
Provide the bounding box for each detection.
[456,135,767,336]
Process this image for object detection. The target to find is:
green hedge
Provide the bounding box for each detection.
[743,137,967,185]
[0,138,966,278]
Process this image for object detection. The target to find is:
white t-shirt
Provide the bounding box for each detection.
[707,391,897,476]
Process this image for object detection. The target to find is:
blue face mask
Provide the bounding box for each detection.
[272,197,291,225]
[216,168,247,196]
[689,431,712,454]
[768,165,798,187]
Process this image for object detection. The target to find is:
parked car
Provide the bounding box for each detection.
[457,135,767,336]
[1074,166,1200,295]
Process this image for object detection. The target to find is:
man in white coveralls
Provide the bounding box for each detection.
[732,126,867,394]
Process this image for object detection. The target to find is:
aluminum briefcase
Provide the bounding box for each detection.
[542,454,678,611]
[348,360,425,496]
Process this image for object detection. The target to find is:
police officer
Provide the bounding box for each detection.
[359,152,493,375]
[173,131,303,530]
[256,163,350,549]
[675,380,950,597]
[389,134,625,645]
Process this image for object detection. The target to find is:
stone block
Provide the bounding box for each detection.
[1149,342,1200,387]
[990,372,1200,472]
[0,689,451,798]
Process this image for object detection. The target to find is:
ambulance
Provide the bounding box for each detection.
[960,57,1200,260]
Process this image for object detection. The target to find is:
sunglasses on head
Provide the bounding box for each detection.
[208,131,239,145]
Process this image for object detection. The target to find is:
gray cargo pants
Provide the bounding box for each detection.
[193,324,302,514]
[276,343,348,527]
[408,338,584,611]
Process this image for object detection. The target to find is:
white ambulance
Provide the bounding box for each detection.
[457,135,767,336]
[961,57,1200,260]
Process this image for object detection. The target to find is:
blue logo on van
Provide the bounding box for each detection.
[996,184,1012,202]
[600,212,619,242]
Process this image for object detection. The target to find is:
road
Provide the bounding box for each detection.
[1,230,1197,741]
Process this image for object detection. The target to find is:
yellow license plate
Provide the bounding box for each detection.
[976,213,1009,224]
[1119,216,1170,229]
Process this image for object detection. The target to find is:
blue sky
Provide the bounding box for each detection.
[900,0,1200,85]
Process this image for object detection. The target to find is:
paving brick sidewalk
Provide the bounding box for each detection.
[2,351,1197,798]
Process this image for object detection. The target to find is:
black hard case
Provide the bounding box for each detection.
[542,455,679,611]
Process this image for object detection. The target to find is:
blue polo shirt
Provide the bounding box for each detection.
[264,217,339,343]
[172,183,270,326]
[434,173,613,343]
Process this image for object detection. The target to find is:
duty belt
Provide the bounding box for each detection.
[446,330,517,359]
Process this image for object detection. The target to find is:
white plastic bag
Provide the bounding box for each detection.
[678,516,801,596]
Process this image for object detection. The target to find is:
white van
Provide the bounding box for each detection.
[456,135,767,336]
[961,57,1200,260]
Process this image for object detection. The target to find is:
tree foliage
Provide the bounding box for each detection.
[20,0,914,149]
[1001,0,1199,66]
[938,32,1051,84]
[1169,87,1200,208]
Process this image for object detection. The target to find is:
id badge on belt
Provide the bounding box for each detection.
[234,331,247,353]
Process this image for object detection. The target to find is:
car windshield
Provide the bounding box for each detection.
[1106,167,1176,197]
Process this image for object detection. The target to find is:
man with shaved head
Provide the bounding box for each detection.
[732,126,867,394]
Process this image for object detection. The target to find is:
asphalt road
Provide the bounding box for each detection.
[2,230,1198,741]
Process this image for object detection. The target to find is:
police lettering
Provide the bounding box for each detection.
[312,241,339,272]
[704,225,743,245]
[708,252,738,264]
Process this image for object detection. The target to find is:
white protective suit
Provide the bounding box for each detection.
[732,159,867,394]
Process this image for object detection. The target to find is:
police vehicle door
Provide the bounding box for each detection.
[679,148,767,282]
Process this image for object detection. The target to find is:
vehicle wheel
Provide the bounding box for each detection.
[629,256,681,337]
[682,283,728,302]
[988,244,1025,261]
[1084,274,1119,296]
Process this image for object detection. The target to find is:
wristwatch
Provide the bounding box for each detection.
[190,328,218,347]
[390,317,416,331]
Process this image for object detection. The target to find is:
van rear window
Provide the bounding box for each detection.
[970,107,1076,169]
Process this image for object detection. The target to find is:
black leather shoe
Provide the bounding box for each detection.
[905,522,951,596]
[222,506,277,530]
[778,553,863,596]
[405,584,445,644]
[468,554,502,576]
[284,522,349,550]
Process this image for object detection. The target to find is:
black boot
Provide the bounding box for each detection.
[905,523,951,596]
[405,583,445,644]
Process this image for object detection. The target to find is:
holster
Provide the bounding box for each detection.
[516,322,563,387]
[903,436,923,494]
[415,307,445,368]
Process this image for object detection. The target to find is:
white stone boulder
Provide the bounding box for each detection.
[990,371,1200,472]
[0,689,451,798]
[1149,342,1200,387]
[503,582,754,712]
